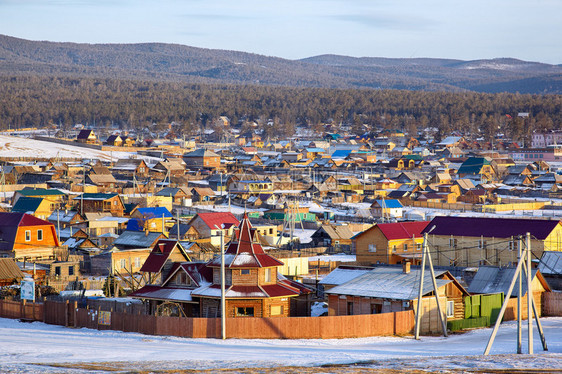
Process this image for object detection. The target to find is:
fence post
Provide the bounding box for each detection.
[74,301,78,328]
[22,299,26,319]
[65,300,69,327]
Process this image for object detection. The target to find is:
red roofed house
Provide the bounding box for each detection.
[354,221,430,265]
[186,212,240,247]
[0,212,61,261]
[139,239,193,283]
[130,261,210,317]
[192,214,306,318]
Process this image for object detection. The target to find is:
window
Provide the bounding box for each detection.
[449,238,457,248]
[416,243,422,251]
[241,269,250,275]
[236,307,254,317]
[368,244,377,253]
[347,302,354,315]
[134,257,141,268]
[479,239,487,249]
[25,230,31,242]
[120,259,127,269]
[265,268,272,282]
[37,229,43,241]
[509,241,516,251]
[446,301,454,318]
[68,266,74,276]
[270,305,283,315]
[392,245,397,253]
[403,243,408,252]
[55,266,61,276]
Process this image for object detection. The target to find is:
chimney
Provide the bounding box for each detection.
[403,261,411,274]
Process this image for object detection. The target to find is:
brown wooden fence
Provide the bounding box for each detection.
[0,299,414,339]
[542,292,562,316]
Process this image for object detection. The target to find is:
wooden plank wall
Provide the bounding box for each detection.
[542,292,562,316]
[0,299,414,339]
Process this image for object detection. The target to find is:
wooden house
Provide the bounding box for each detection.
[112,159,149,178]
[73,193,125,217]
[192,214,305,318]
[183,148,221,170]
[370,199,403,219]
[325,265,469,333]
[0,212,61,261]
[354,221,429,265]
[76,129,97,144]
[105,135,123,146]
[11,197,55,221]
[422,216,562,267]
[310,224,354,252]
[186,212,239,247]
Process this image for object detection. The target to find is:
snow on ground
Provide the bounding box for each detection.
[307,254,356,262]
[0,135,132,161]
[0,317,561,372]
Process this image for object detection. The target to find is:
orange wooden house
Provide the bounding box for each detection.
[0,212,61,261]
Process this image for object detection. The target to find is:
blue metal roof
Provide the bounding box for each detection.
[375,199,403,208]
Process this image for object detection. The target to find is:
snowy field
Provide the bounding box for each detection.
[1,317,561,373]
[0,135,132,161]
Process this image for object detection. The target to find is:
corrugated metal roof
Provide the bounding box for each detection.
[0,258,25,281]
[538,251,562,275]
[467,266,542,297]
[325,267,450,300]
[319,267,373,286]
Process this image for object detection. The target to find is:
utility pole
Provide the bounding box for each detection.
[484,232,547,355]
[415,230,446,339]
[214,225,226,340]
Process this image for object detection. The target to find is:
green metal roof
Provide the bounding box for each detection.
[12,197,43,213]
[17,188,65,196]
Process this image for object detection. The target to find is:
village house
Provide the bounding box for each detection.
[0,212,61,261]
[183,148,221,170]
[370,199,403,219]
[73,193,125,217]
[186,212,240,247]
[310,224,354,252]
[192,214,306,318]
[76,129,97,144]
[354,221,429,265]
[422,216,562,267]
[325,265,469,333]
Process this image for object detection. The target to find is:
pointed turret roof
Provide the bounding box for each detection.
[208,213,283,268]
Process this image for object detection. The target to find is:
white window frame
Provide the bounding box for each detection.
[446,300,454,318]
[37,229,43,241]
[25,230,31,242]
[403,243,408,252]
[368,244,377,253]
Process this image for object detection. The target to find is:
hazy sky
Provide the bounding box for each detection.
[0,0,560,64]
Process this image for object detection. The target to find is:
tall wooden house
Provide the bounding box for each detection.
[0,212,61,261]
[192,214,303,318]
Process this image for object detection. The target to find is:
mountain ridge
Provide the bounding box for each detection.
[1,34,561,94]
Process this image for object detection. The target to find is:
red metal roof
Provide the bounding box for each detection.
[208,214,284,268]
[140,240,190,273]
[377,221,430,241]
[195,212,239,230]
[260,284,301,298]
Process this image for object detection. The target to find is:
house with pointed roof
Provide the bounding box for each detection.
[11,197,55,221]
[73,193,125,216]
[370,199,403,219]
[186,212,240,247]
[0,212,61,261]
[183,148,221,169]
[76,129,97,144]
[354,221,430,265]
[192,214,307,318]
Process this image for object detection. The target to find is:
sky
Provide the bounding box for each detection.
[0,0,560,64]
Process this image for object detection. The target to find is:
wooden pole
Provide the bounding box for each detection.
[425,236,448,337]
[414,233,428,340]
[483,247,526,355]
[526,232,533,354]
[517,237,522,354]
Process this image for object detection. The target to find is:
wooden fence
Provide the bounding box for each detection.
[0,299,414,339]
[542,292,562,316]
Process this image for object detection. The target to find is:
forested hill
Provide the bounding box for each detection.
[0,34,561,94]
